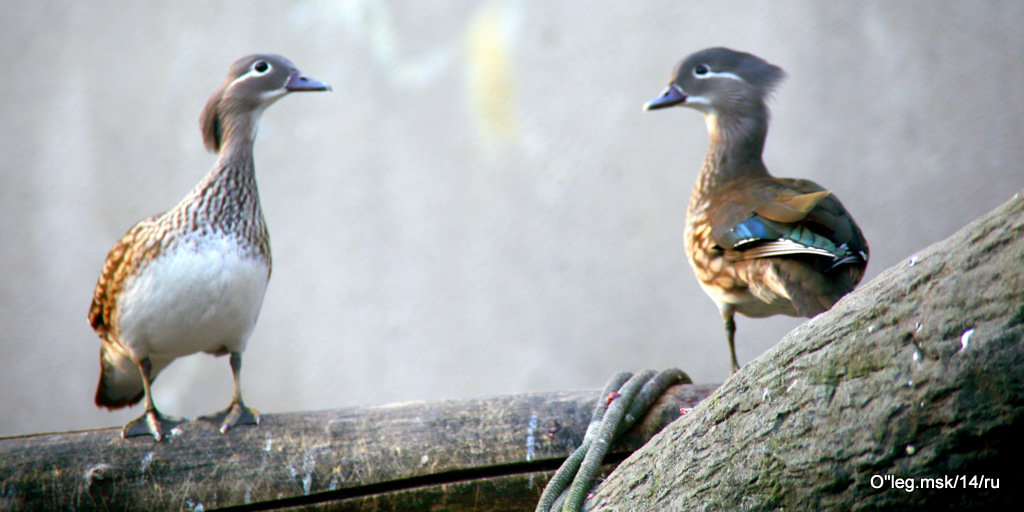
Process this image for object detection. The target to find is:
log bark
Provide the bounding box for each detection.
[0,384,714,511]
[589,191,1024,510]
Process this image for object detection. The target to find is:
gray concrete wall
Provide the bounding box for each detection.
[2,1,1022,436]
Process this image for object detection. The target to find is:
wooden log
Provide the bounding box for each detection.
[588,192,1024,510]
[0,383,715,511]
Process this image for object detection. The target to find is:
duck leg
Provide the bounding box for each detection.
[122,357,184,441]
[721,305,741,374]
[202,351,260,433]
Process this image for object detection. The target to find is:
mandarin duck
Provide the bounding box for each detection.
[644,47,868,373]
[88,54,330,440]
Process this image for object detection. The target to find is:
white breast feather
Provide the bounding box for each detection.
[117,235,269,361]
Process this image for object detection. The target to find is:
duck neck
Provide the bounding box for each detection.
[694,108,771,198]
[180,109,268,253]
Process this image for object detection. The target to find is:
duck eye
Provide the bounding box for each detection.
[253,61,270,74]
[694,64,710,76]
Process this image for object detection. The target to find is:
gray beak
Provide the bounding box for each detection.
[643,84,686,111]
[285,70,332,92]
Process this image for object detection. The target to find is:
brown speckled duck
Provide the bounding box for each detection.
[89,54,330,440]
[645,47,868,373]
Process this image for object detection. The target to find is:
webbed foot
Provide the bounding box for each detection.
[201,401,260,433]
[122,409,185,441]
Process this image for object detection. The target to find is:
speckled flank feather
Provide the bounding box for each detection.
[89,216,162,407]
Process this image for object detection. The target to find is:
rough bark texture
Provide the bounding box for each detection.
[589,192,1024,511]
[0,385,713,511]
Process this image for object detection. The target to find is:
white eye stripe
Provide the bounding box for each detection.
[693,68,747,84]
[227,63,274,88]
[228,69,259,88]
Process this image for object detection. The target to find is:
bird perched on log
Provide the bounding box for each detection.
[644,47,868,373]
[88,54,330,440]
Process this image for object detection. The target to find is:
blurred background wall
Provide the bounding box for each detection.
[2,1,1022,436]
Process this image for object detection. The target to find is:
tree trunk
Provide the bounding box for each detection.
[588,191,1024,511]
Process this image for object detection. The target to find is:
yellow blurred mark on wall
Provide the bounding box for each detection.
[465,2,520,145]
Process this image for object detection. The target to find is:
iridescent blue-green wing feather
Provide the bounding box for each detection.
[713,187,868,271]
